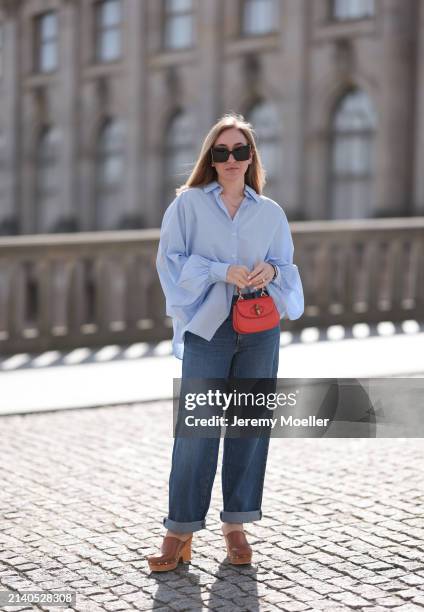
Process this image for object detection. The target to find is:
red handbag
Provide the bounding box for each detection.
[232,287,280,334]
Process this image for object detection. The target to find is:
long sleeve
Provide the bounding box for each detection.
[156,195,230,320]
[265,211,304,320]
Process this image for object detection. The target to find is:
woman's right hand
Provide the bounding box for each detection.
[226,265,251,289]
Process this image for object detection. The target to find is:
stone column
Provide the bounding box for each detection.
[59,0,77,229]
[412,0,424,215]
[375,0,416,216]
[126,0,145,227]
[279,0,308,218]
[197,0,220,138]
[1,4,19,233]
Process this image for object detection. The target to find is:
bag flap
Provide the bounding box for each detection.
[234,296,276,319]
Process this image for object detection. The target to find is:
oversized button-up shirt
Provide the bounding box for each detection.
[156,180,304,360]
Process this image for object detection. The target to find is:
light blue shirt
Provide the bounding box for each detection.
[156,180,304,360]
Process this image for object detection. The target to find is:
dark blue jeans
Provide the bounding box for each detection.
[163,295,280,533]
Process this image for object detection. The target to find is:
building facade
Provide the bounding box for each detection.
[0,0,422,235]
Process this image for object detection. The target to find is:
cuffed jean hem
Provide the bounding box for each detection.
[163,517,206,533]
[220,509,262,523]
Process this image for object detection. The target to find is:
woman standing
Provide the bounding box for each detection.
[148,112,304,571]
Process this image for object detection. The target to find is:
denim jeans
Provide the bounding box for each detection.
[163,293,280,533]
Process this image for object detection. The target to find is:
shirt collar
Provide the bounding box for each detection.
[203,180,260,203]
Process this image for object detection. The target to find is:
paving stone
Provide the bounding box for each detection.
[391,604,424,612]
[375,595,410,606]
[399,575,424,586]
[396,588,424,599]
[273,602,311,612]
[331,591,371,606]
[103,601,132,611]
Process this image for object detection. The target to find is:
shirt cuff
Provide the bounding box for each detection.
[209,261,230,283]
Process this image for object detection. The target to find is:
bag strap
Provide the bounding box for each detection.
[236,286,267,301]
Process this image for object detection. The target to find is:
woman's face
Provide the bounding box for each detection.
[211,127,253,184]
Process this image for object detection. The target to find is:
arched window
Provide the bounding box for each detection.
[247,100,282,199]
[332,0,375,21]
[95,0,122,62]
[36,126,60,232]
[36,11,58,73]
[95,119,126,229]
[163,111,194,209]
[242,0,278,36]
[329,89,377,219]
[163,0,194,50]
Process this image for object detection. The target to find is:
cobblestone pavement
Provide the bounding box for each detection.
[0,401,423,612]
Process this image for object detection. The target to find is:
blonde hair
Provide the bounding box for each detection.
[175,111,266,197]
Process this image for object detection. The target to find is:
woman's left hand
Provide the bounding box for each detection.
[247,262,275,290]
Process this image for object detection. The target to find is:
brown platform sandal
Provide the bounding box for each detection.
[147,535,192,572]
[224,530,252,565]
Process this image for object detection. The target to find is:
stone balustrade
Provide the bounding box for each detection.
[0,218,422,355]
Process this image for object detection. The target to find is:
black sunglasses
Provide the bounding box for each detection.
[210,143,251,163]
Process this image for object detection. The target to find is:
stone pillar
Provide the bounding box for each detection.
[413,0,424,215]
[0,4,19,233]
[375,0,416,216]
[279,0,308,218]
[59,0,78,229]
[197,0,220,138]
[126,0,145,227]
